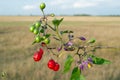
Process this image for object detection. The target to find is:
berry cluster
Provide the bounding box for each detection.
[29,20,50,44]
[48,59,60,71]
[33,48,60,71]
[29,3,50,45]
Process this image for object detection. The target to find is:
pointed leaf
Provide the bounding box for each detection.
[89,55,111,65]
[63,55,74,73]
[80,75,86,80]
[60,30,69,35]
[52,18,64,27]
[70,67,80,80]
[88,38,96,43]
[70,67,85,80]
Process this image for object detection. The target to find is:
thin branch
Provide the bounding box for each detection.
[47,24,56,31]
[47,47,56,49]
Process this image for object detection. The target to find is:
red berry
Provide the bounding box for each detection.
[33,52,42,62]
[53,63,60,71]
[48,59,56,69]
[38,48,44,55]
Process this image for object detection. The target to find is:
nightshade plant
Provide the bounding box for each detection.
[29,3,111,80]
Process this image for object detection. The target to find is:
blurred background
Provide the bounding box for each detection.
[0,0,120,80]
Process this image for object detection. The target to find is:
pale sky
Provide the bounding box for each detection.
[0,0,120,15]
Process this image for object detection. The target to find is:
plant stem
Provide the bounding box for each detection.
[47,24,56,31]
[42,10,45,19]
[56,27,65,45]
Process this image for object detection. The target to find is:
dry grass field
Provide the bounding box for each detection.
[0,16,120,80]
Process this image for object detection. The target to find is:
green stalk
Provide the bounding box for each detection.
[41,10,45,19]
[56,27,65,45]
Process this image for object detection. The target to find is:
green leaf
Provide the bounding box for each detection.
[88,38,96,43]
[60,30,69,35]
[40,28,44,33]
[70,67,85,80]
[63,55,74,73]
[45,34,51,38]
[80,75,85,80]
[52,18,64,27]
[89,55,111,65]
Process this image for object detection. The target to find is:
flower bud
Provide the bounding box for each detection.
[87,57,93,63]
[57,46,62,52]
[79,36,86,41]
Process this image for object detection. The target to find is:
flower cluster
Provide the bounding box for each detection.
[79,58,93,70]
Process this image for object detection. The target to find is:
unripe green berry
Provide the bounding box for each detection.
[51,13,55,17]
[42,36,46,40]
[40,3,46,10]
[33,29,39,35]
[30,25,35,32]
[44,38,50,44]
[35,22,41,28]
[35,36,41,43]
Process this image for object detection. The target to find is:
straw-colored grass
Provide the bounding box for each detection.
[0,16,120,80]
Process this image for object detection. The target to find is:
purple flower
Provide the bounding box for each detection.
[57,46,62,52]
[79,61,88,70]
[66,41,73,46]
[87,57,93,63]
[79,37,86,41]
[83,61,88,66]
[79,64,84,70]
[79,60,93,70]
